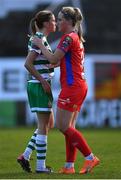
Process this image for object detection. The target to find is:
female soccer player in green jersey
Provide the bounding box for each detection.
[17,10,56,173]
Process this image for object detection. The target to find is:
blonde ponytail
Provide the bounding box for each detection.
[74,8,85,42]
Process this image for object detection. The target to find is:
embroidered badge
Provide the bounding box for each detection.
[62,36,72,49]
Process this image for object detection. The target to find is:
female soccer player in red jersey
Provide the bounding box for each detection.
[32,7,100,174]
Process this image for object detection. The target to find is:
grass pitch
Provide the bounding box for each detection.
[0,127,121,179]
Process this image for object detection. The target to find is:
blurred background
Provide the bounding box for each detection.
[0,0,121,128]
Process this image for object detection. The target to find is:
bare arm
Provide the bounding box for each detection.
[25,51,51,93]
[25,51,44,83]
[49,61,60,68]
[32,37,65,64]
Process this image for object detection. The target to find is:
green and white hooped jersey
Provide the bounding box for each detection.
[28,32,54,83]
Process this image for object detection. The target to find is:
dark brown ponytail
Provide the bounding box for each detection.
[29,10,53,35]
[29,17,36,35]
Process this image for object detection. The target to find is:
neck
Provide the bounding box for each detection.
[37,28,49,37]
[64,26,75,34]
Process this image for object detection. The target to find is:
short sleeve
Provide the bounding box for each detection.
[28,36,41,54]
[57,35,73,53]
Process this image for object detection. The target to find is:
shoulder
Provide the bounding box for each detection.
[35,32,44,39]
[70,32,79,40]
[28,36,41,54]
[60,34,73,45]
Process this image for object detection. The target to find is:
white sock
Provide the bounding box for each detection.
[23,148,32,160]
[36,134,47,171]
[23,129,38,160]
[64,162,74,168]
[85,153,94,160]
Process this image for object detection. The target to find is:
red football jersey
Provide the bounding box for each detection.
[57,32,85,88]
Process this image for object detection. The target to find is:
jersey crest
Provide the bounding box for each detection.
[62,36,72,49]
